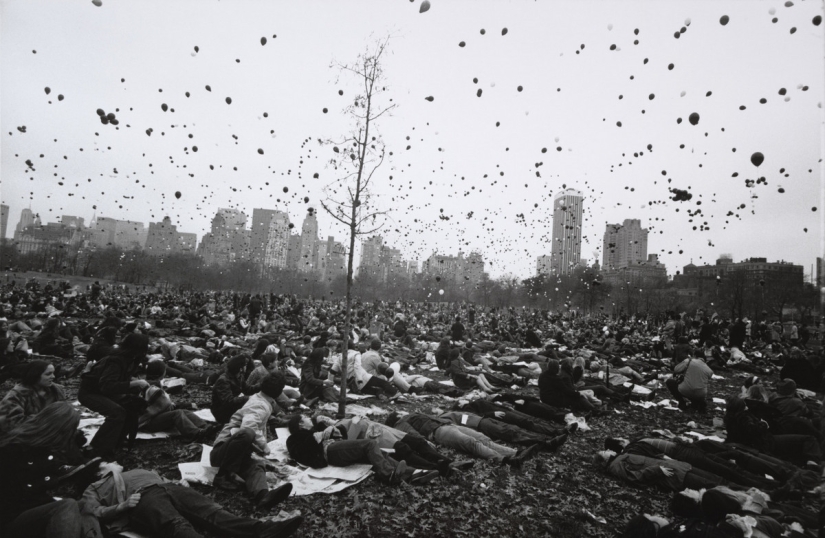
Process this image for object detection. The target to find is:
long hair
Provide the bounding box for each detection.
[252,339,271,359]
[0,401,80,452]
[21,360,51,386]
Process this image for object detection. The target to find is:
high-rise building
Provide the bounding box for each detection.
[250,208,280,265]
[286,234,302,270]
[360,236,383,269]
[198,208,249,265]
[298,210,319,272]
[263,212,291,269]
[0,205,9,241]
[536,255,552,276]
[89,217,146,249]
[177,233,198,253]
[145,217,181,256]
[549,188,584,275]
[602,219,648,271]
[422,251,485,284]
[14,208,35,240]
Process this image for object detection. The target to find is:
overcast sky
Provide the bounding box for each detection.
[2,0,823,280]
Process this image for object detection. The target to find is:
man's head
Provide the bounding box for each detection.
[370,339,382,351]
[260,372,286,400]
[592,449,616,467]
[385,411,399,428]
[288,414,314,435]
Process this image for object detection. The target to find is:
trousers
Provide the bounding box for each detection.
[209,429,268,496]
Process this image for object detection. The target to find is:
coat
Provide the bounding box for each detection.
[214,392,275,454]
[0,382,66,433]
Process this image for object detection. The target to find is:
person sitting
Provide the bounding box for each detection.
[447,348,498,393]
[539,359,594,412]
[31,318,73,358]
[434,337,451,370]
[210,354,255,424]
[0,360,65,434]
[80,462,302,538]
[386,411,538,466]
[665,355,713,412]
[768,378,821,439]
[438,410,569,451]
[330,341,397,398]
[286,415,439,485]
[78,333,151,459]
[0,402,102,538]
[209,374,294,509]
[299,347,339,403]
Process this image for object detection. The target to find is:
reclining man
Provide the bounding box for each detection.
[386,411,539,467]
[438,410,570,451]
[80,462,302,538]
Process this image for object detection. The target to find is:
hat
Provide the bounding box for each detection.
[776,378,797,397]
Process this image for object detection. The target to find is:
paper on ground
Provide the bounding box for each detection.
[684,431,725,442]
[193,408,216,422]
[712,398,726,404]
[306,463,373,481]
[265,429,291,462]
[319,403,389,417]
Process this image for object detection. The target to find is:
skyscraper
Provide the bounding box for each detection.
[14,208,35,240]
[198,208,249,265]
[549,188,584,276]
[250,208,279,265]
[298,209,319,272]
[263,211,291,268]
[0,205,8,241]
[602,219,648,271]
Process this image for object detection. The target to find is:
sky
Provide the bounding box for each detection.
[2,0,823,280]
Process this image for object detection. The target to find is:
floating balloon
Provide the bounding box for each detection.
[480,29,486,35]
[261,37,267,45]
[257,148,264,155]
[161,103,168,112]
[688,112,700,125]
[43,87,49,94]
[439,289,444,295]
[92,0,102,6]
[424,96,434,102]
[57,94,64,101]
[283,187,288,193]
[517,85,523,92]
[419,0,430,13]
[323,108,328,113]
[225,97,232,104]
[459,41,466,47]
[192,146,198,152]
[720,15,730,25]
[501,27,508,35]
[96,108,105,116]
[175,191,181,199]
[205,85,211,91]
[814,15,823,26]
[750,152,764,167]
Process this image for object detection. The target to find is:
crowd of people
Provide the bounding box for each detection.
[0,276,823,537]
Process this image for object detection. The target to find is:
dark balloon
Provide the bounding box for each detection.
[750,152,764,167]
[261,37,267,45]
[419,0,430,13]
[814,15,822,25]
[501,28,508,35]
[323,108,328,113]
[106,113,115,120]
[257,148,264,155]
[720,15,729,25]
[459,41,466,47]
[96,108,105,116]
[175,191,181,199]
[192,146,198,152]
[57,94,64,101]
[283,187,289,193]
[161,103,168,112]
[477,89,482,97]
[304,197,310,203]
[205,85,211,91]
[225,97,232,104]
[517,86,523,92]
[424,96,434,102]
[688,112,700,125]
[185,91,190,97]
[44,87,51,95]
[194,46,199,52]
[480,29,486,35]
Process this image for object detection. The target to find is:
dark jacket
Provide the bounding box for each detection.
[285,429,328,468]
[79,354,134,397]
[210,372,251,424]
[538,368,581,409]
[724,410,772,452]
[299,360,327,395]
[0,444,66,528]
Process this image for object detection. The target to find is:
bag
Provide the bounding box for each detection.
[673,359,691,385]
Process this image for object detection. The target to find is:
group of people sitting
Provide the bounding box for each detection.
[1,279,824,537]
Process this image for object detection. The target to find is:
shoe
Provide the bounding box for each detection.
[303,397,319,408]
[565,422,579,434]
[543,434,568,452]
[255,483,294,510]
[57,457,102,482]
[390,460,409,485]
[448,460,475,471]
[214,474,242,491]
[408,469,440,485]
[259,515,304,538]
[437,460,452,478]
[504,444,540,467]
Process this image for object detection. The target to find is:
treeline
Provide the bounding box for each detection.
[1,242,819,321]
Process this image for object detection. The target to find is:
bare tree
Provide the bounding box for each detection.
[320,38,395,417]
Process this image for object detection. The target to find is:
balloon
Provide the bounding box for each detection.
[750,152,764,167]
[459,41,466,47]
[194,46,199,52]
[480,29,486,35]
[106,112,115,120]
[261,37,267,45]
[161,103,168,112]
[283,187,289,193]
[258,148,264,155]
[338,90,343,95]
[424,96,434,102]
[185,91,190,97]
[304,197,310,203]
[96,108,105,116]
[688,112,700,125]
[439,289,444,295]
[477,89,482,97]
[720,15,729,25]
[435,276,441,282]
[501,27,508,35]
[175,191,181,199]
[419,0,430,13]
[814,15,823,26]
[205,85,211,91]
[323,108,328,113]
[225,97,232,104]
[517,85,523,92]
[92,0,102,6]
[607,23,613,30]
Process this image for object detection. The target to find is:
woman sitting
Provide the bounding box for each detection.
[0,360,65,434]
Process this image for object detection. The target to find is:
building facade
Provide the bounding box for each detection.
[602,218,648,271]
[549,188,584,276]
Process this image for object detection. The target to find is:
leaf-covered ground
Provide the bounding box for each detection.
[18,352,773,538]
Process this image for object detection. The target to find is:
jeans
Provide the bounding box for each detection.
[130,483,269,538]
[326,439,399,483]
[142,410,206,437]
[393,434,450,470]
[469,400,564,436]
[209,429,267,496]
[432,425,516,461]
[7,499,102,538]
[77,391,127,457]
[362,376,398,397]
[665,378,707,411]
[478,418,547,445]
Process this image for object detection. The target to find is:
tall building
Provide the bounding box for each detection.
[177,233,198,253]
[549,188,584,276]
[145,217,181,256]
[89,217,146,249]
[0,204,8,241]
[422,251,485,284]
[250,208,280,265]
[602,219,648,271]
[198,208,249,265]
[298,210,319,272]
[360,236,384,269]
[263,211,291,269]
[286,234,302,270]
[536,255,552,276]
[14,208,35,240]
